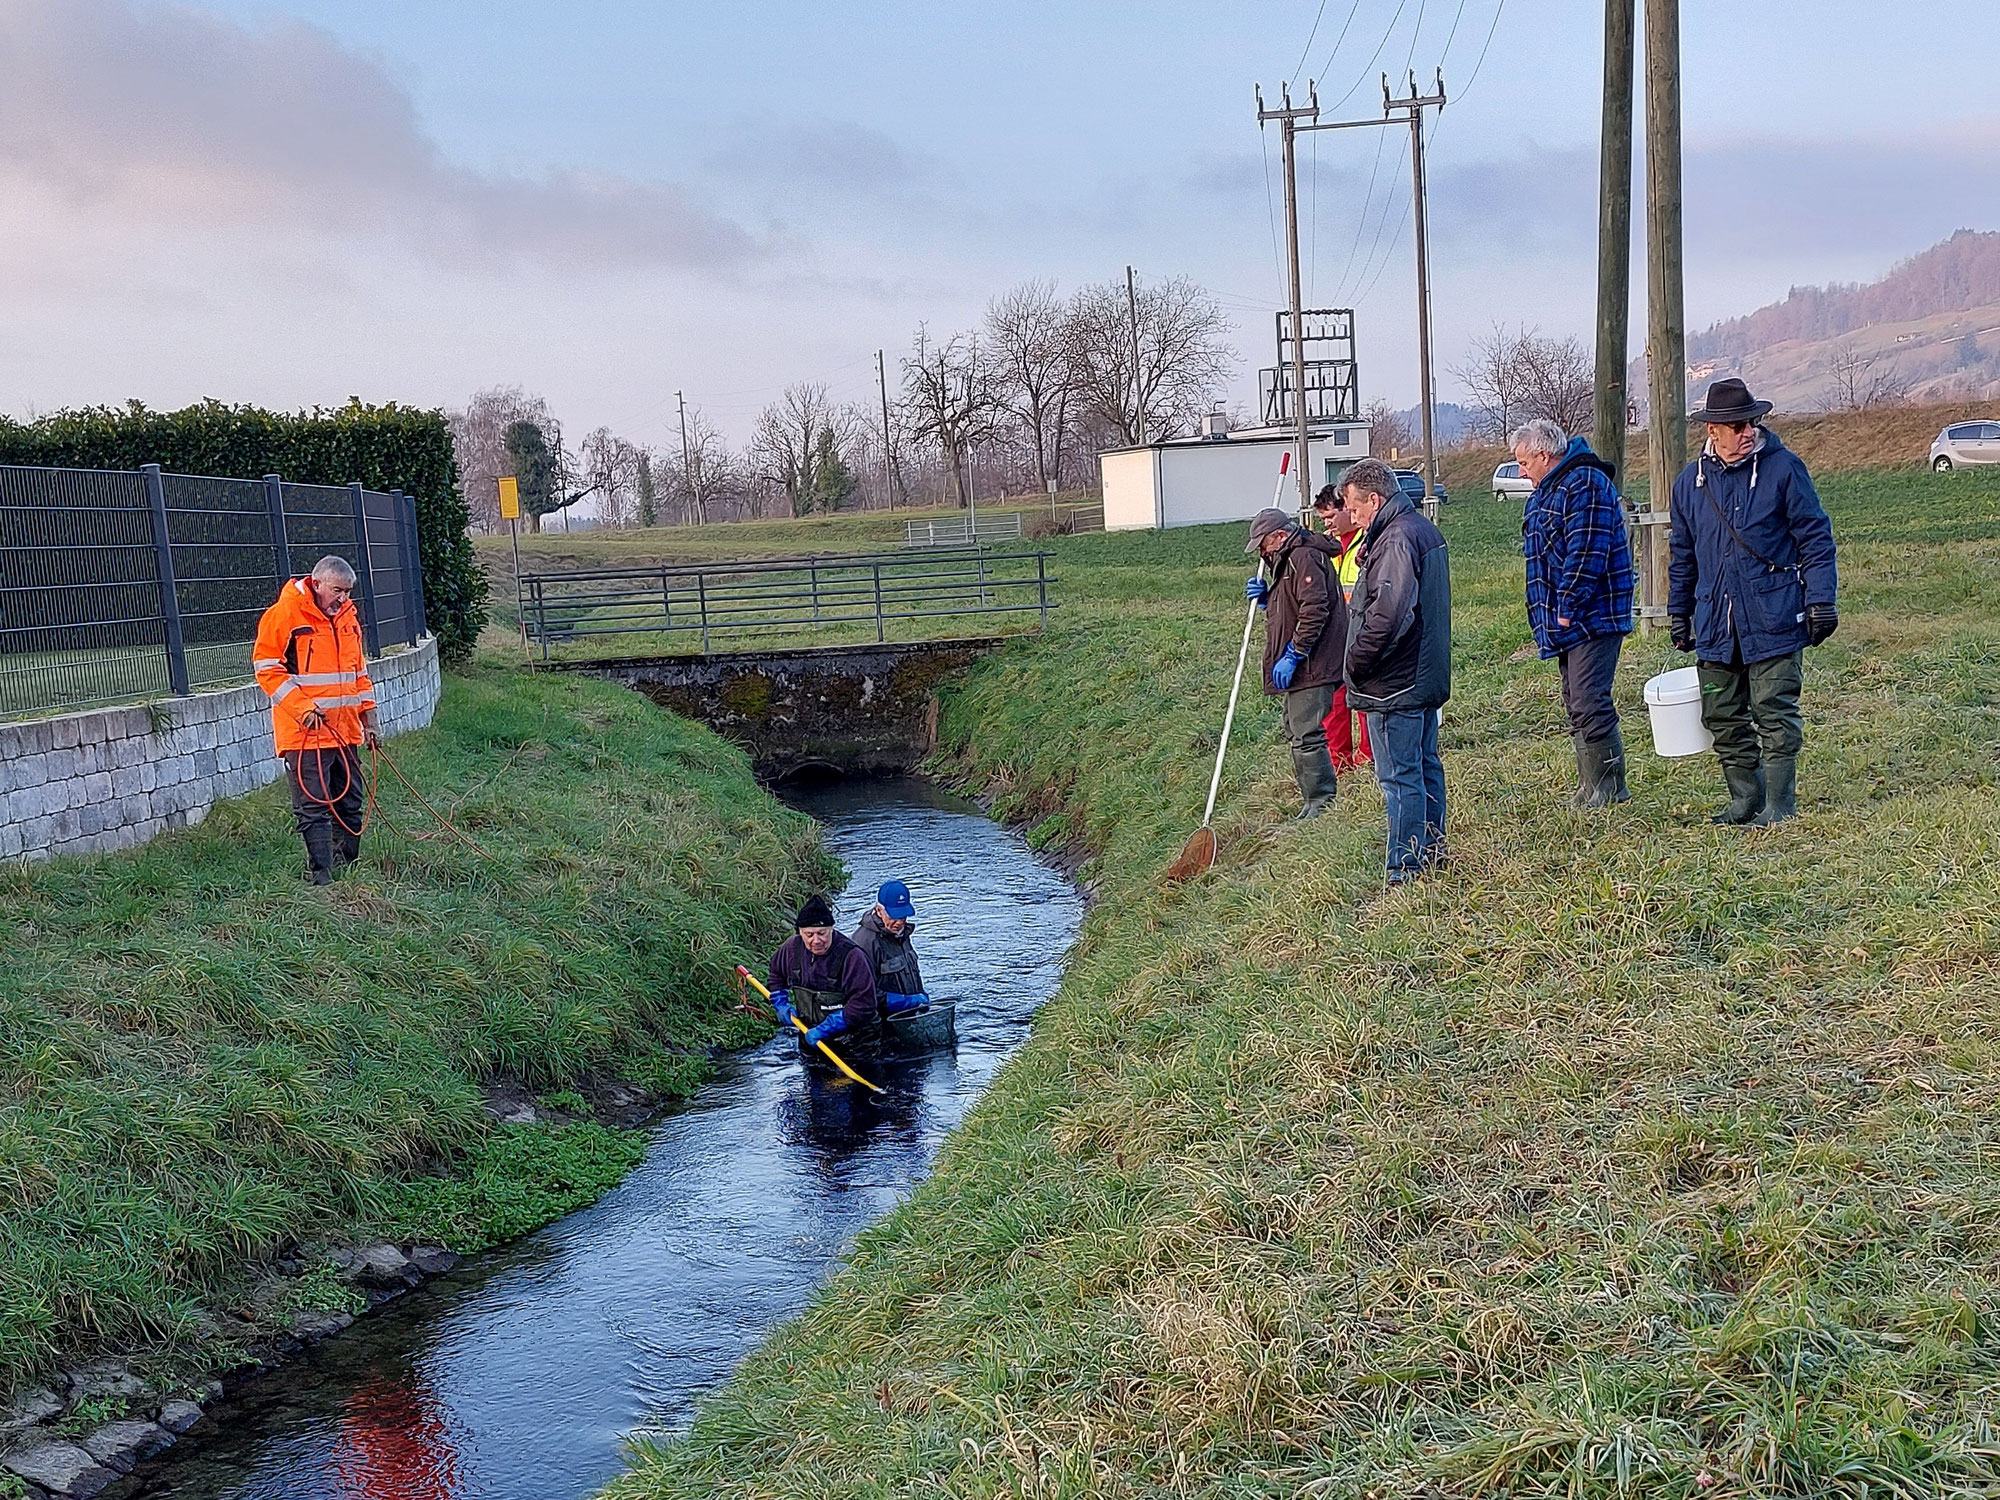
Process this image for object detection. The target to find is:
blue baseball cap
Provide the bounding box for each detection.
[877,880,916,920]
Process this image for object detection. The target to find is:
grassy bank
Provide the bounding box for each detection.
[609,465,2000,1498]
[0,665,831,1395]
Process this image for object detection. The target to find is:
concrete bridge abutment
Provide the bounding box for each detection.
[550,639,1002,781]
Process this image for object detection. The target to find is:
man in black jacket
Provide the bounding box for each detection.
[1337,459,1452,883]
[1245,506,1346,819]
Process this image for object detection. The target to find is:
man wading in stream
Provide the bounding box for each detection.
[851,880,932,1017]
[1244,506,1346,819]
[768,895,878,1048]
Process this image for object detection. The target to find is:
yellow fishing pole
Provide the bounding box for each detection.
[736,966,885,1095]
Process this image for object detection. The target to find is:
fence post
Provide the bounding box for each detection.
[142,464,190,696]
[697,572,711,654]
[391,489,418,645]
[874,562,885,643]
[404,493,429,641]
[346,481,382,657]
[1037,551,1049,631]
[660,568,672,631]
[263,473,290,591]
[810,560,821,623]
[530,578,551,664]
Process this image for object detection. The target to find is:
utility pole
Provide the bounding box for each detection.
[1644,0,1685,621]
[1256,83,1319,519]
[1126,265,1148,448]
[876,349,902,511]
[1594,0,1636,483]
[1284,75,1447,519]
[1387,72,1447,518]
[676,390,698,526]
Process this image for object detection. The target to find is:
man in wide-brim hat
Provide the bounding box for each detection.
[1667,377,1840,825]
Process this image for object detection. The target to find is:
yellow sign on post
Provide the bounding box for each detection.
[498,476,520,520]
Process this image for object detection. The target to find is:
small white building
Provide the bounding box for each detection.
[1098,419,1372,532]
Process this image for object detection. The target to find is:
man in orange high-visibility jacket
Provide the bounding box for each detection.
[254,556,380,884]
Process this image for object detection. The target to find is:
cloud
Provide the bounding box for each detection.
[707,119,939,196]
[0,0,767,273]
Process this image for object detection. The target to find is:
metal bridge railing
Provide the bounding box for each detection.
[0,464,427,722]
[521,547,1054,660]
[903,512,1023,548]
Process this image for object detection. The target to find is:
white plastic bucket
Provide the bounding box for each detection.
[1644,666,1713,758]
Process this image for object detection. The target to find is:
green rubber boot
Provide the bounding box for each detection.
[1710,761,1765,825]
[1751,756,1797,826]
[1292,746,1340,821]
[1579,727,1632,810]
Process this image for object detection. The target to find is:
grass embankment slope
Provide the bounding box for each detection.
[1,666,830,1395]
[611,465,2000,1499]
[1441,399,1997,497]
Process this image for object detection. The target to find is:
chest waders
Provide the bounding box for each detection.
[790,983,848,1027]
[873,941,919,996]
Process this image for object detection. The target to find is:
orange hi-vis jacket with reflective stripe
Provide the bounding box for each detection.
[254,578,377,753]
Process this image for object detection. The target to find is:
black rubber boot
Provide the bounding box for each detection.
[1580,727,1632,810]
[333,827,361,874]
[1710,762,1765,825]
[1568,735,1591,807]
[1752,756,1798,826]
[1292,746,1340,820]
[303,825,337,885]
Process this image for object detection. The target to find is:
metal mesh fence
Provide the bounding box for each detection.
[0,464,427,721]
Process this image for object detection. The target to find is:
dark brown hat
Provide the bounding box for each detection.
[1243,507,1292,553]
[1687,377,1772,425]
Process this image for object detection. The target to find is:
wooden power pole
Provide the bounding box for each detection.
[1257,83,1320,520]
[1643,0,1685,619]
[1594,0,1635,482]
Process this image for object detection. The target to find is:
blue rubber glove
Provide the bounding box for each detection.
[771,991,795,1029]
[1271,644,1305,690]
[1245,576,1269,608]
[803,1012,849,1046]
[883,992,929,1015]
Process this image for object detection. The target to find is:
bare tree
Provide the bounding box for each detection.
[985,279,1075,495]
[666,404,735,525]
[1456,324,1594,440]
[579,428,644,528]
[1066,275,1234,447]
[449,385,554,531]
[1817,339,1913,413]
[1514,334,1595,435]
[902,328,1000,507]
[1363,399,1415,460]
[749,383,830,517]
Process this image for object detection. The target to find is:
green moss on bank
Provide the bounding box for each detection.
[609,467,2000,1499]
[0,665,832,1392]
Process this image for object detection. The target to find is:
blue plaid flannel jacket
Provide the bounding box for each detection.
[1523,437,1635,657]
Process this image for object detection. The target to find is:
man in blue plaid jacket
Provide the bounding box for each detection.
[1513,418,1637,808]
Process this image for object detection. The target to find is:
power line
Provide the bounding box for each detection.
[1302,0,1366,89]
[1454,0,1508,99]
[1290,0,1332,84]
[1259,126,1290,300]
[1321,0,1407,111]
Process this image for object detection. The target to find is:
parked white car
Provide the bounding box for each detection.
[1491,461,1533,501]
[1930,420,2000,471]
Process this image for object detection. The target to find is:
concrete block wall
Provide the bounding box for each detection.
[0,639,441,863]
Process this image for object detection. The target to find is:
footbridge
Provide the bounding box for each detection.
[529,547,1052,778]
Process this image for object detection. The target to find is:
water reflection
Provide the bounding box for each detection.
[140,777,1080,1500]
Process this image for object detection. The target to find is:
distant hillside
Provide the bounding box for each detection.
[1636,229,2000,412]
[1692,230,2000,361]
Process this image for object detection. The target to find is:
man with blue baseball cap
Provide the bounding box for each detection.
[850,879,930,1017]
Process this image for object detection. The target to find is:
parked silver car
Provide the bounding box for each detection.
[1930,420,2000,471]
[1491,460,1533,501]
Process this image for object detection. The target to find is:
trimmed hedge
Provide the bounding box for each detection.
[0,400,486,665]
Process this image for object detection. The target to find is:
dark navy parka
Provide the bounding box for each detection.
[1668,427,1837,665]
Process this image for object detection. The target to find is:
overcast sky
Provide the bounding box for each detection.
[1,0,1994,460]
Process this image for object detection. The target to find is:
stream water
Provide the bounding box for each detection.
[138,776,1081,1500]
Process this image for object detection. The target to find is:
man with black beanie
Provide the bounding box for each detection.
[767,895,878,1047]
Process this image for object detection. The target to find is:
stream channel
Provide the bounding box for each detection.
[139,776,1082,1500]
